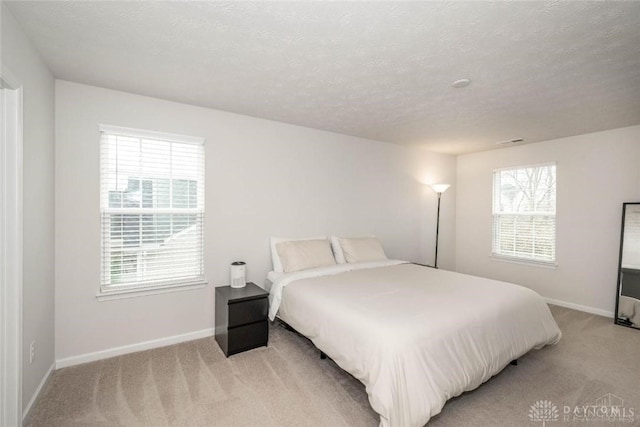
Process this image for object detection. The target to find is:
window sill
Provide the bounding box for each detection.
[490,254,557,269]
[96,281,207,301]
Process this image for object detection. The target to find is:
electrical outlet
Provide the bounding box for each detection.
[30,341,36,364]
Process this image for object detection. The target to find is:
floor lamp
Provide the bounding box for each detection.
[430,184,450,269]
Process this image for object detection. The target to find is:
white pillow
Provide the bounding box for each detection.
[330,236,347,264]
[339,237,388,263]
[270,236,326,273]
[276,239,336,273]
[331,235,376,263]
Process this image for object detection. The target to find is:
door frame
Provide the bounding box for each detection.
[1,69,24,427]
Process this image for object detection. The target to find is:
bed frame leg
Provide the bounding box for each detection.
[510,359,518,366]
[320,351,327,360]
[279,321,294,332]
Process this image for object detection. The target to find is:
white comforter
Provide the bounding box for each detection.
[269,262,561,427]
[619,295,640,327]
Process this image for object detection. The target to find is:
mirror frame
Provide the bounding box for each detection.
[615,202,640,329]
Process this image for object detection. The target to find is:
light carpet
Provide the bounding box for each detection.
[26,306,640,427]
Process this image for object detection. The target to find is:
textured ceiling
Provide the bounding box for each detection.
[6,1,640,154]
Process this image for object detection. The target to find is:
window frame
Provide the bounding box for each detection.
[491,162,557,268]
[98,124,207,299]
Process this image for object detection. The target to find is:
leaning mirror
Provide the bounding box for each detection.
[616,202,640,329]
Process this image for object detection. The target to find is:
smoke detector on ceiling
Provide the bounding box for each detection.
[451,78,471,88]
[495,138,525,145]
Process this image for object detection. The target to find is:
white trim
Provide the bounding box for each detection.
[492,161,557,173]
[0,77,23,427]
[104,207,203,215]
[99,127,206,296]
[22,362,54,424]
[490,254,557,269]
[55,328,215,369]
[99,124,205,145]
[545,297,614,319]
[492,211,556,216]
[96,281,206,301]
[491,163,557,267]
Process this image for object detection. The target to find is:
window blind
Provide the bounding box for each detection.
[492,163,556,265]
[100,125,205,294]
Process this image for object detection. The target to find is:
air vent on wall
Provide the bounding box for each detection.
[495,138,524,146]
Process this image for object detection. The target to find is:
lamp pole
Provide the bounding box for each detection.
[429,184,450,269]
[434,191,442,269]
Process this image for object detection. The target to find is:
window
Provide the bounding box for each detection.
[492,163,556,266]
[622,204,640,269]
[100,125,205,295]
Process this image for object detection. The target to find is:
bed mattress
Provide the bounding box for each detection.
[269,261,561,427]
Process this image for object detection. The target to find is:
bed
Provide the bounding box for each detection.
[268,259,561,427]
[619,295,640,328]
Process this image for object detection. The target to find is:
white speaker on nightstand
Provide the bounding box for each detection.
[230,261,246,288]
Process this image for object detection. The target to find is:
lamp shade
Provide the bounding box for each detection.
[430,184,450,194]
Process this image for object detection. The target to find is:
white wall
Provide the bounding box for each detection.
[1,2,56,413]
[55,80,456,362]
[456,126,640,316]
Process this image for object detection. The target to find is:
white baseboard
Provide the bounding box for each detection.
[23,362,55,424]
[544,297,614,319]
[56,328,215,369]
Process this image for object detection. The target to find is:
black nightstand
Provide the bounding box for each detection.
[215,282,269,357]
